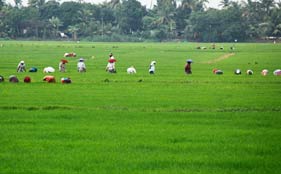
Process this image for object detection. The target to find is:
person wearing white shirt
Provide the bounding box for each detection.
[59,60,67,72]
[106,62,116,73]
[77,58,86,72]
[106,56,117,73]
[149,61,156,74]
[17,60,26,72]
[43,66,55,73]
[127,66,136,74]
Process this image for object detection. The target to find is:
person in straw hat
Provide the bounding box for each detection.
[127,66,137,74]
[17,60,26,72]
[149,61,156,74]
[59,59,68,72]
[185,59,192,74]
[106,54,117,73]
[77,58,86,72]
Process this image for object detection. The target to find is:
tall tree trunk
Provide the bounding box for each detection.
[73,31,77,41]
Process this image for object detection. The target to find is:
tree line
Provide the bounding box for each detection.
[0,0,281,42]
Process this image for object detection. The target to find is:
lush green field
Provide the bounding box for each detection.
[0,41,280,174]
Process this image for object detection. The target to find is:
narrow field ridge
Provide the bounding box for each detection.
[204,53,235,64]
[2,106,280,113]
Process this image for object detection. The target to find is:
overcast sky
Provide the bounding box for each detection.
[5,0,230,9]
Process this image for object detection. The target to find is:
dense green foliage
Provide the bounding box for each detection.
[1,0,281,41]
[0,41,281,173]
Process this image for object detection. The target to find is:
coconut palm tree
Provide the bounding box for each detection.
[28,0,45,8]
[273,23,281,36]
[108,0,121,9]
[14,0,22,8]
[49,16,62,38]
[153,0,177,38]
[177,0,208,11]
[219,0,231,8]
[0,0,4,10]
[68,25,79,41]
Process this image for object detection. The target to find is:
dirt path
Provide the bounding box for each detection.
[203,53,235,64]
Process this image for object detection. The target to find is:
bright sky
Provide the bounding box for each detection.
[5,0,228,9]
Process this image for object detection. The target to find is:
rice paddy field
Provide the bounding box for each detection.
[0,41,280,174]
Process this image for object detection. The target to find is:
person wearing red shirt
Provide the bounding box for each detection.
[185,59,192,74]
[43,75,56,83]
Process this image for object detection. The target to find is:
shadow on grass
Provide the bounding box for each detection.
[0,105,75,111]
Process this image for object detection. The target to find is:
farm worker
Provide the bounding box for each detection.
[106,61,116,73]
[127,66,136,74]
[43,67,55,73]
[24,76,31,83]
[0,75,4,82]
[234,69,242,75]
[149,61,156,74]
[29,67,37,72]
[17,60,26,72]
[59,59,68,72]
[9,75,19,83]
[261,69,269,76]
[213,69,223,75]
[70,52,76,57]
[246,70,253,75]
[273,69,281,76]
[106,56,117,73]
[77,58,86,72]
[185,59,192,74]
[64,53,69,57]
[64,52,76,57]
[61,77,71,83]
[43,75,56,83]
[108,56,116,64]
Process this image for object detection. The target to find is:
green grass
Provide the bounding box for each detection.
[0,41,281,174]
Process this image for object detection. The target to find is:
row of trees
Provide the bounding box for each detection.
[0,0,281,42]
